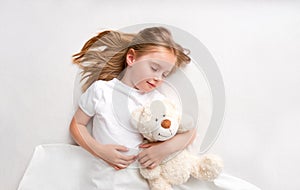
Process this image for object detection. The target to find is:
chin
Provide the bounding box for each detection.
[145,87,157,93]
[137,84,156,93]
[141,89,153,93]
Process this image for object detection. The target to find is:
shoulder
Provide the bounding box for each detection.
[88,79,114,91]
[91,79,107,88]
[81,80,110,100]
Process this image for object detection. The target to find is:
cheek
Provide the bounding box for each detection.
[136,81,150,90]
[133,74,149,85]
[133,70,153,83]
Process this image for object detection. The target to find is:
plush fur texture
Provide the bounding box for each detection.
[132,100,223,190]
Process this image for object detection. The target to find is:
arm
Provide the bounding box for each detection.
[69,108,136,170]
[137,128,197,169]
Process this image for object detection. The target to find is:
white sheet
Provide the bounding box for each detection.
[17,144,261,190]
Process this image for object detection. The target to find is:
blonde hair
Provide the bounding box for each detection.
[73,27,191,92]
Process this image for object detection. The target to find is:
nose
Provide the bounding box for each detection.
[154,76,162,81]
[161,119,171,129]
[153,72,163,81]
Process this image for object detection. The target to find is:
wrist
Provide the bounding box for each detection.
[163,139,177,154]
[89,140,104,158]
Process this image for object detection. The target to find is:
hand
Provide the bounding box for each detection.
[137,142,170,169]
[93,144,137,170]
[137,130,197,169]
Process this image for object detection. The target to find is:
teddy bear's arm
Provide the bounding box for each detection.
[178,113,195,133]
[140,166,161,180]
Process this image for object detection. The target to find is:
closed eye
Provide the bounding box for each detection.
[151,63,160,72]
[151,67,158,72]
[162,72,169,78]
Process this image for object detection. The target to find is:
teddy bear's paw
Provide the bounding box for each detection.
[140,166,161,180]
[149,178,173,190]
[192,154,223,181]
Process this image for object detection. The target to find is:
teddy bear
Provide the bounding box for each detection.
[131,99,223,190]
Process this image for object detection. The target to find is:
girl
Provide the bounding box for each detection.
[69,26,197,172]
[18,26,261,190]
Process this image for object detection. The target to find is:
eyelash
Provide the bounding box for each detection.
[151,67,158,72]
[151,65,169,78]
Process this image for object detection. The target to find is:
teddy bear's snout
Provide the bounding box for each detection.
[161,119,171,129]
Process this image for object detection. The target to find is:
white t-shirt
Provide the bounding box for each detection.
[79,78,165,149]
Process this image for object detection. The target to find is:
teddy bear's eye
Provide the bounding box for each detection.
[163,114,166,117]
[155,118,158,122]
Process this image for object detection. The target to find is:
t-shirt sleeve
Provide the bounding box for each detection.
[78,82,102,117]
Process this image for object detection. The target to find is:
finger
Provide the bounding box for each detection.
[139,143,152,148]
[118,159,135,166]
[141,160,154,168]
[114,145,129,152]
[108,163,121,170]
[147,162,157,169]
[120,154,137,162]
[138,155,151,165]
[110,162,126,170]
[137,155,149,164]
[117,163,128,169]
[137,150,147,160]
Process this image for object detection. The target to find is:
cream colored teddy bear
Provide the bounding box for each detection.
[131,99,223,190]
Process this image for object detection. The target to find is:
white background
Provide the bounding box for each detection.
[1,1,300,190]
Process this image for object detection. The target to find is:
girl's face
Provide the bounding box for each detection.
[125,47,176,93]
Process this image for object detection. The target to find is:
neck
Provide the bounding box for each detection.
[120,69,136,89]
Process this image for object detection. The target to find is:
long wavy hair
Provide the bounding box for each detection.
[73,27,191,92]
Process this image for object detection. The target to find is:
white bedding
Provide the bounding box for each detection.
[17,144,261,190]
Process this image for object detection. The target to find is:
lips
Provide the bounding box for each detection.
[147,81,156,88]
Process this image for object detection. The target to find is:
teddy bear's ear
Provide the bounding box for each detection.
[150,100,166,118]
[178,113,195,133]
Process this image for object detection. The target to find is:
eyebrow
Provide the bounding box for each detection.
[151,61,170,68]
[151,62,160,67]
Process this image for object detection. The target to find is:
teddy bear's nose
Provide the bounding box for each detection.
[161,119,171,129]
